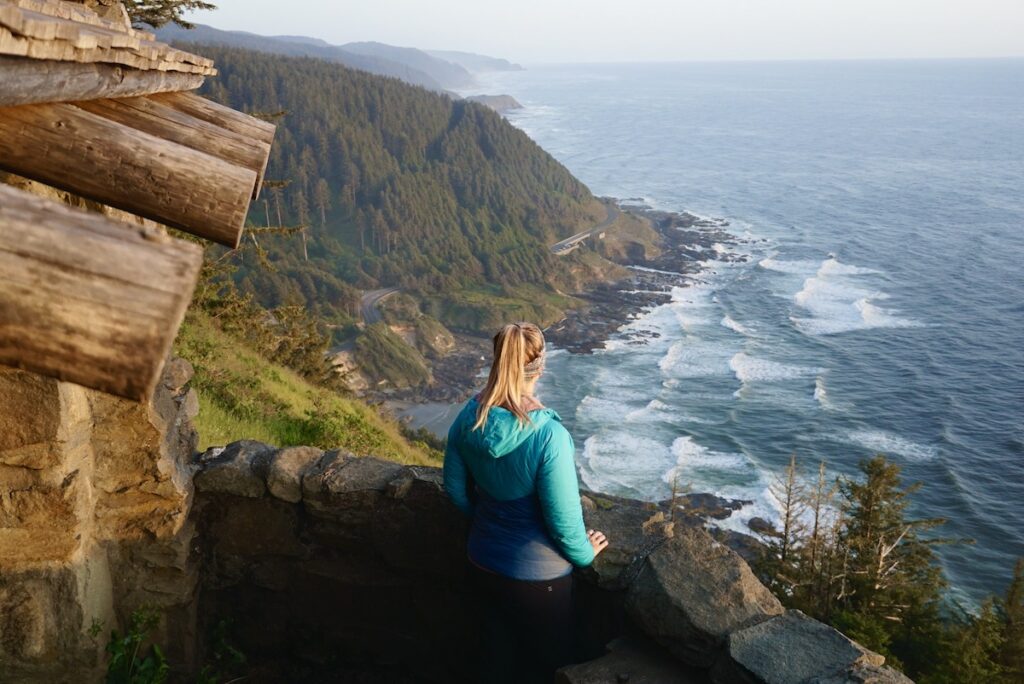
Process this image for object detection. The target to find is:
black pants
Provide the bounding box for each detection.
[469,563,576,684]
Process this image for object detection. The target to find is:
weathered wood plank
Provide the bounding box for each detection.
[0,101,256,247]
[0,25,216,73]
[78,95,272,199]
[0,55,204,106]
[0,6,142,50]
[0,183,202,401]
[8,0,132,34]
[0,0,216,73]
[152,91,277,147]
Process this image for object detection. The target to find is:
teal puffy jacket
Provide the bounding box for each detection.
[443,397,594,580]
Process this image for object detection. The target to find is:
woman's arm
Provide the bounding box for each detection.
[536,425,596,567]
[443,418,474,516]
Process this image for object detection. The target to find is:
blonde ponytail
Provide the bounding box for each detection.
[474,322,545,430]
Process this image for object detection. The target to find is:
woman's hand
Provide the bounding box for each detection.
[588,529,609,557]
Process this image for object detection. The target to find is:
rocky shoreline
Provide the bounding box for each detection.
[400,201,747,404]
[382,201,772,543]
[545,203,744,353]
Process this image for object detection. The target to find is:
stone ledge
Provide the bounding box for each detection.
[192,441,914,683]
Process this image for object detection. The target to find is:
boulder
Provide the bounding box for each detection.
[625,526,783,667]
[194,441,276,498]
[712,610,887,684]
[266,446,323,503]
[746,517,775,536]
[581,493,674,590]
[302,452,403,521]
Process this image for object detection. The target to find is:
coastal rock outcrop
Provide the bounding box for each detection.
[465,94,523,114]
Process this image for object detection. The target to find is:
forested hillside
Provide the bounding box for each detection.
[158,24,452,91]
[182,43,606,337]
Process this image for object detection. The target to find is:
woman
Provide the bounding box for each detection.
[443,322,608,683]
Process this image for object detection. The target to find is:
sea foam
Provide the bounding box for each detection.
[666,436,752,478]
[814,374,832,408]
[580,432,673,496]
[844,429,939,462]
[729,352,820,384]
[721,316,751,335]
[789,257,921,335]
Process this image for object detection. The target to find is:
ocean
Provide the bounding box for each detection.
[451,59,1024,604]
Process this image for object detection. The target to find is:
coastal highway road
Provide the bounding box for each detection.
[360,287,399,325]
[550,203,620,254]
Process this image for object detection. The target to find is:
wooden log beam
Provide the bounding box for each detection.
[77,95,272,199]
[0,183,202,401]
[151,91,277,147]
[0,101,256,246]
[0,55,204,107]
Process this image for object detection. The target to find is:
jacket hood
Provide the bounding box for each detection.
[461,398,557,459]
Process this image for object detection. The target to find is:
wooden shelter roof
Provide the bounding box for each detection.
[0,0,215,74]
[0,0,277,401]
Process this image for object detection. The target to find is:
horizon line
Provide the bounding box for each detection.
[176,19,1024,65]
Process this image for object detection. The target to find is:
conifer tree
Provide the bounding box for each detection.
[1001,559,1024,680]
[923,599,1006,684]
[123,0,215,28]
[835,456,947,672]
[756,455,808,594]
[803,460,836,612]
[293,189,311,261]
[314,178,331,227]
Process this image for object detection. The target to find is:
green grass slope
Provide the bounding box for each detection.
[175,313,439,465]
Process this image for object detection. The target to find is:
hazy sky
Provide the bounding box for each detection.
[187,0,1024,63]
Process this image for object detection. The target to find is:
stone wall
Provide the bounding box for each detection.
[191,442,914,684]
[0,361,199,683]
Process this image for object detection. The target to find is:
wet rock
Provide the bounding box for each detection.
[709,528,767,565]
[668,493,751,522]
[746,517,775,536]
[625,526,783,667]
